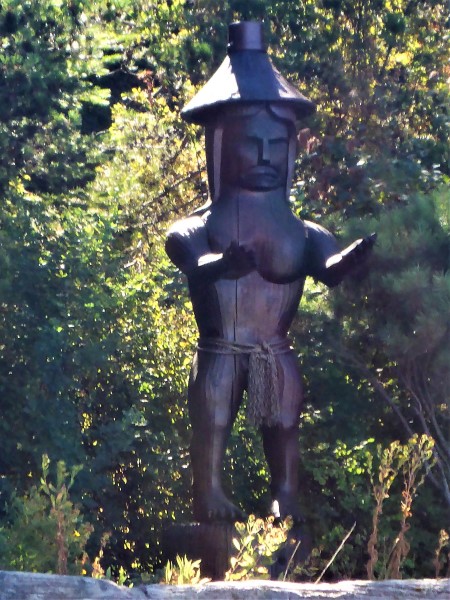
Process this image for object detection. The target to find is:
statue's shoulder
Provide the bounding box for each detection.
[165,212,211,270]
[167,214,207,239]
[166,199,211,236]
[302,220,339,277]
[303,220,337,247]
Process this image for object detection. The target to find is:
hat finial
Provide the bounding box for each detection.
[227,21,266,53]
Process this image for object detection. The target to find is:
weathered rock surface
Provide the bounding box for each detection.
[0,571,448,599]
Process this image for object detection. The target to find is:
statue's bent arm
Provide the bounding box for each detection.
[165,216,255,285]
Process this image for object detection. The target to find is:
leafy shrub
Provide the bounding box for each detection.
[225,515,290,581]
[366,434,436,579]
[0,455,93,574]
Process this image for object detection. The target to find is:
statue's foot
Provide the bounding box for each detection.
[195,488,246,524]
[269,520,312,579]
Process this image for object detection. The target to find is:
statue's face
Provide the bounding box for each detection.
[220,107,291,191]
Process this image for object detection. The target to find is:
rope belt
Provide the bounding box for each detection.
[197,337,292,426]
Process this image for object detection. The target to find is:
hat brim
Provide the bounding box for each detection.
[181,52,315,125]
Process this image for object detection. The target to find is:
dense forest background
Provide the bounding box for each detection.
[0,0,448,583]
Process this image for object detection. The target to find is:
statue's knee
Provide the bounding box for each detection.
[191,406,233,433]
[278,412,300,430]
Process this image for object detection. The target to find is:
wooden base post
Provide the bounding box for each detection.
[161,522,235,581]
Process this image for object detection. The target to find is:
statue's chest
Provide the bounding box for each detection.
[205,202,306,283]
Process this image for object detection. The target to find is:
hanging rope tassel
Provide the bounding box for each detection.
[247,343,280,426]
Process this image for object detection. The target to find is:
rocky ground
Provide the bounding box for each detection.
[0,571,449,599]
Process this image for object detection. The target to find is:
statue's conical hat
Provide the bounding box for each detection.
[181,21,315,125]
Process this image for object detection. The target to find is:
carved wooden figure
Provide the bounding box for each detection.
[165,21,375,526]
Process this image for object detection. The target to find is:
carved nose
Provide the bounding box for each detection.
[260,138,271,164]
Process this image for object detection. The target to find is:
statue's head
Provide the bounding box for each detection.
[205,103,297,199]
[181,21,315,201]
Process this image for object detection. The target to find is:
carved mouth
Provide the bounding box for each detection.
[247,166,279,178]
[240,166,282,190]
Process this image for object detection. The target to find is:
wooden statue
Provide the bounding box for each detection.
[165,21,375,525]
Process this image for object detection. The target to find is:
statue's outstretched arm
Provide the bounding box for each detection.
[305,221,376,287]
[165,217,255,284]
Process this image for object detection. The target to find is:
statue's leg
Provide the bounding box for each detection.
[260,351,304,522]
[188,350,246,523]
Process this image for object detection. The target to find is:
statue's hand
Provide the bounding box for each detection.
[324,233,376,286]
[223,241,255,279]
[338,232,377,267]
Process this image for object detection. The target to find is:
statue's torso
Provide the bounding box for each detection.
[205,193,306,282]
[191,193,306,344]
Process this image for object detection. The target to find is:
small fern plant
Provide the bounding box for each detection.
[162,554,211,585]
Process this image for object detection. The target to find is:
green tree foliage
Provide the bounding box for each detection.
[0,0,196,576]
[0,0,448,581]
[0,0,94,194]
[289,187,449,578]
[266,0,448,219]
[0,0,93,496]
[333,188,449,505]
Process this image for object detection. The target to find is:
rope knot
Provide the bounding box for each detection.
[252,342,272,361]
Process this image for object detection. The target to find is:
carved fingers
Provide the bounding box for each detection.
[223,241,256,279]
